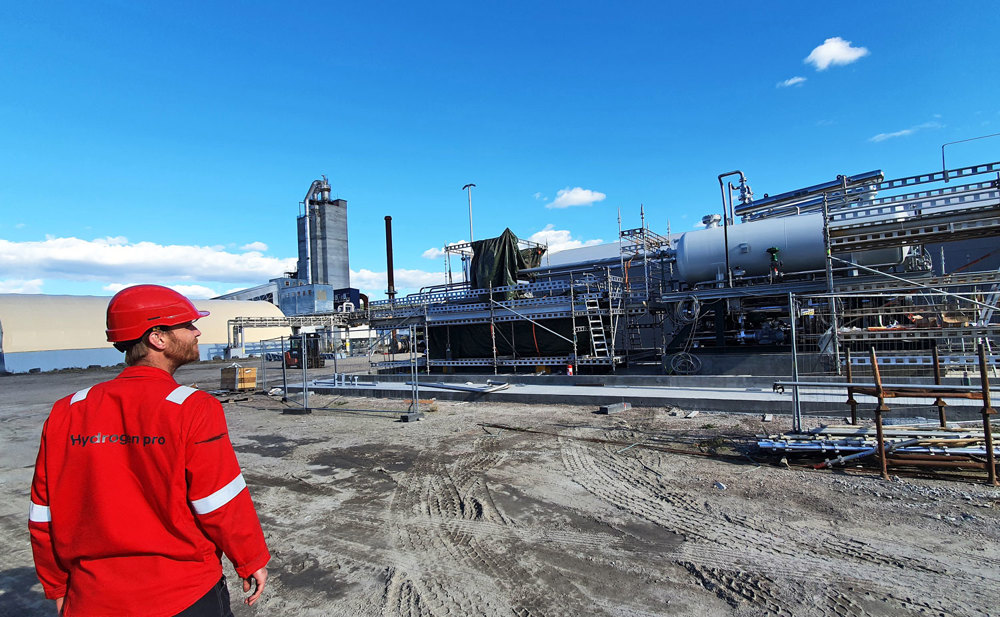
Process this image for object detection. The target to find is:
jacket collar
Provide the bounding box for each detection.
[116,365,178,383]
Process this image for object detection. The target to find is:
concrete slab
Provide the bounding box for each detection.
[300,378,988,420]
[597,402,631,414]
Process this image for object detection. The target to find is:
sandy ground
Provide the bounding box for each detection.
[2,363,1000,616]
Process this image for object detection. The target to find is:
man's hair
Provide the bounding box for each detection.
[117,332,153,366]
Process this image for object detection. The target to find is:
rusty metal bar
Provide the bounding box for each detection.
[850,387,983,400]
[870,347,891,481]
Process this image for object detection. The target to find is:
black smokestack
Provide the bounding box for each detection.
[384,216,396,300]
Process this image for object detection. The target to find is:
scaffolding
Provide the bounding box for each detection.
[367,269,626,372]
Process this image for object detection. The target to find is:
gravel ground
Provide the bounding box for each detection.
[2,363,1000,616]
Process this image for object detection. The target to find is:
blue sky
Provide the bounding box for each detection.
[1,1,998,299]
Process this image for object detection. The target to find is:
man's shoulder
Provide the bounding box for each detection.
[164,385,217,408]
[54,375,212,407]
[51,377,117,408]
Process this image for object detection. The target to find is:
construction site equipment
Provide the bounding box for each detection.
[765,343,999,484]
[285,333,325,369]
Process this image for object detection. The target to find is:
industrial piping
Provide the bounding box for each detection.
[717,170,747,288]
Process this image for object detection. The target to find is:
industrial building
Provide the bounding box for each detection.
[364,159,1000,376]
[217,176,363,316]
[0,295,290,374]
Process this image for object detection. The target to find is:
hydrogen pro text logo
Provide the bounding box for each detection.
[70,432,165,447]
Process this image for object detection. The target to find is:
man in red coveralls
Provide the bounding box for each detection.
[29,285,270,616]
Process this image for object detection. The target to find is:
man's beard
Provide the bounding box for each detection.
[165,333,200,366]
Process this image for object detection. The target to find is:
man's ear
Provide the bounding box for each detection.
[146,329,170,352]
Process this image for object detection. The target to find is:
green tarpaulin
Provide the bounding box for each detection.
[469,228,525,294]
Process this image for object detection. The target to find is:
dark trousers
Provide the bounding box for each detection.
[174,577,233,617]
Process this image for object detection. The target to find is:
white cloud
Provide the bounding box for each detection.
[15,223,26,229]
[102,282,220,298]
[528,225,603,253]
[804,37,869,71]
[0,236,297,283]
[533,192,546,201]
[421,240,468,260]
[547,187,607,209]
[869,121,943,143]
[777,76,806,88]
[168,284,221,299]
[0,278,44,293]
[240,241,269,252]
[350,267,446,298]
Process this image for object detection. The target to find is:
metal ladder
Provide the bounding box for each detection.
[585,298,609,357]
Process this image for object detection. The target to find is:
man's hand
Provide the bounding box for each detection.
[242,567,268,606]
[54,597,64,614]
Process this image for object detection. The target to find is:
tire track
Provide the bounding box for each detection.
[560,435,995,614]
[384,434,596,616]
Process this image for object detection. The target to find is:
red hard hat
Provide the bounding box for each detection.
[106,285,210,342]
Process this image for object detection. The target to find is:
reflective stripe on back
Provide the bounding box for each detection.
[166,386,197,404]
[190,474,247,515]
[70,387,92,404]
[29,502,51,523]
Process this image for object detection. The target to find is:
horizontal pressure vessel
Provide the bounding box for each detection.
[673,213,904,285]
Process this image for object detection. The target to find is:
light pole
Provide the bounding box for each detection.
[462,183,476,243]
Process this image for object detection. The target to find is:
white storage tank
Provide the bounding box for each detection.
[673,213,907,285]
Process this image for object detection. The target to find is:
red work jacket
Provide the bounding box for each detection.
[29,365,270,616]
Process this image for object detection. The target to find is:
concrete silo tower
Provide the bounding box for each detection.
[296,176,350,289]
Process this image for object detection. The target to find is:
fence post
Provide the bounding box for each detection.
[977,340,998,486]
[789,292,802,432]
[259,345,266,392]
[932,340,948,428]
[845,347,857,426]
[280,336,288,398]
[301,334,309,411]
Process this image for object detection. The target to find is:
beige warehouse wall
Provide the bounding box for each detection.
[0,294,291,354]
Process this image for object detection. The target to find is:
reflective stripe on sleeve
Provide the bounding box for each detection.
[70,387,91,404]
[29,502,51,523]
[166,386,197,404]
[190,474,246,515]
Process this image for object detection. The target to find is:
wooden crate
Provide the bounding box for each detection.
[220,366,257,390]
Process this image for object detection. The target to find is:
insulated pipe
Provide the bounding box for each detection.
[384,216,396,300]
[735,170,883,217]
[717,171,746,288]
